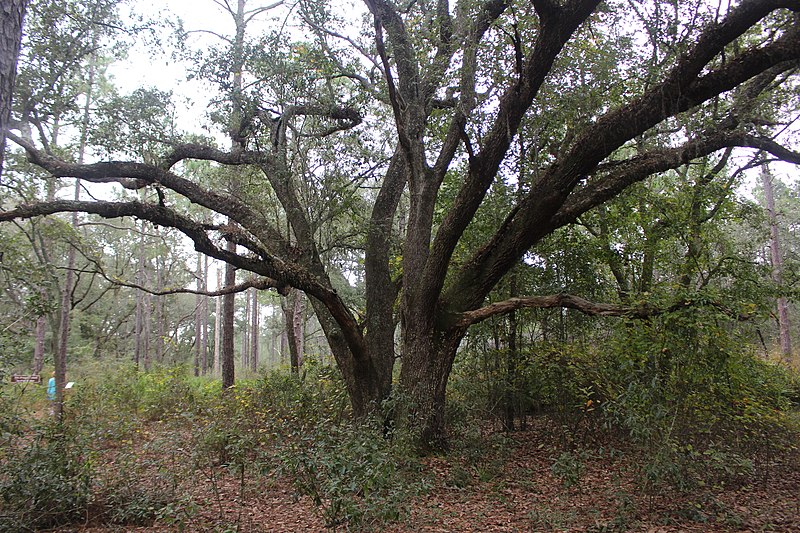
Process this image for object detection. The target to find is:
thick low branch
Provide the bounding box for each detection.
[7,131,288,251]
[0,198,368,364]
[0,199,311,294]
[161,142,272,169]
[456,294,660,326]
[456,293,751,328]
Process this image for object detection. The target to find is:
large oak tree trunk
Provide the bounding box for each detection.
[398,323,464,450]
[0,0,26,177]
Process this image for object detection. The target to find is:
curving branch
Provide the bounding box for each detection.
[104,270,285,298]
[551,130,800,231]
[0,196,369,365]
[455,293,753,328]
[445,3,800,313]
[6,131,288,251]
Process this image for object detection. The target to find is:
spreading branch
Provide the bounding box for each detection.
[456,293,752,328]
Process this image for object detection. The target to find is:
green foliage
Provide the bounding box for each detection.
[550,450,588,490]
[454,306,799,494]
[0,424,92,531]
[97,449,185,526]
[279,417,419,530]
[66,361,421,530]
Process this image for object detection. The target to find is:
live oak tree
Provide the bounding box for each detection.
[3,0,800,446]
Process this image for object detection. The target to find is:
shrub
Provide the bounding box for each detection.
[0,424,92,531]
[279,418,418,530]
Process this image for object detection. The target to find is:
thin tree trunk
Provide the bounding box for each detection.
[250,287,258,372]
[504,274,518,432]
[33,313,45,374]
[142,270,152,372]
[242,286,250,370]
[214,268,222,376]
[293,290,304,365]
[762,164,792,359]
[283,290,303,374]
[134,223,146,368]
[280,327,288,367]
[194,252,202,377]
[54,41,97,418]
[219,0,245,389]
[155,246,165,364]
[201,254,209,374]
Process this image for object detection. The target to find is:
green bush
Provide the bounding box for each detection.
[96,448,184,527]
[452,306,800,493]
[0,424,92,531]
[279,418,418,530]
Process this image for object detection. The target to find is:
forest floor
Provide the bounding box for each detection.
[60,416,800,533]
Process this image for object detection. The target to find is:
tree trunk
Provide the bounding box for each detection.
[762,164,792,359]
[221,240,236,388]
[142,276,152,371]
[155,249,165,364]
[504,309,518,432]
[242,285,250,369]
[134,227,146,369]
[280,327,288,367]
[283,290,301,374]
[194,252,202,377]
[213,268,222,376]
[201,254,209,374]
[250,287,258,372]
[398,327,463,451]
[0,0,27,177]
[33,313,45,374]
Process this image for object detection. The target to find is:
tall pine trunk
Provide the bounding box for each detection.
[242,287,250,369]
[201,255,209,374]
[213,268,222,376]
[249,287,258,372]
[762,164,792,359]
[194,252,203,377]
[221,240,236,388]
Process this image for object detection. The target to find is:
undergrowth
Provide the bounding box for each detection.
[1,316,798,531]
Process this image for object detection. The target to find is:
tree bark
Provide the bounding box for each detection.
[201,254,209,374]
[221,240,236,388]
[761,163,792,359]
[283,290,302,374]
[242,285,250,369]
[250,287,258,372]
[194,252,203,377]
[0,0,26,177]
[398,327,464,451]
[213,268,222,376]
[33,314,45,374]
[155,244,165,363]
